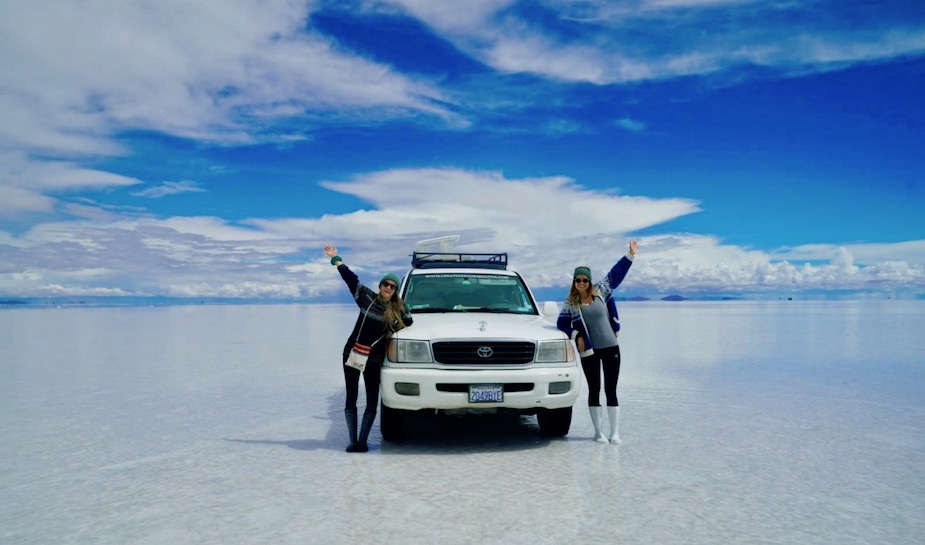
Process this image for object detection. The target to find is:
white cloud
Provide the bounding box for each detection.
[0,185,56,215]
[0,94,125,157]
[0,152,140,192]
[133,181,208,199]
[771,240,925,268]
[548,233,925,296]
[831,246,857,269]
[541,119,586,136]
[615,118,647,133]
[381,0,517,32]
[379,0,925,84]
[1,167,922,299]
[0,0,463,220]
[316,168,700,247]
[0,0,453,156]
[486,36,615,83]
[0,2,922,300]
[0,152,141,218]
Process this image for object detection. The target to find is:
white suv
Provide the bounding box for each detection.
[380,251,580,440]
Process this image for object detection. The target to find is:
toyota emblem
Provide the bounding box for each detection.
[477,346,493,358]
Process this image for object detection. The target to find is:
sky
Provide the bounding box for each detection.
[1,0,924,301]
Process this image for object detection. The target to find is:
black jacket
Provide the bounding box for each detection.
[337,264,412,359]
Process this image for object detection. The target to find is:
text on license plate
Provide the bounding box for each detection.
[469,384,503,403]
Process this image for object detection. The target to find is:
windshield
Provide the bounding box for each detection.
[404,273,538,315]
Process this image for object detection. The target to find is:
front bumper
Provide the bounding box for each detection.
[380,365,580,411]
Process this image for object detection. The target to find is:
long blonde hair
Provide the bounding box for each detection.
[381,293,408,333]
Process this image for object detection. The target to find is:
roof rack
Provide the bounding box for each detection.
[411,252,508,270]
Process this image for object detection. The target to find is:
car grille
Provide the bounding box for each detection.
[432,341,535,364]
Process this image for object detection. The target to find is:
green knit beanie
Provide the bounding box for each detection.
[573,266,592,282]
[379,273,400,287]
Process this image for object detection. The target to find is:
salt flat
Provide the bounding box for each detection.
[1,301,923,544]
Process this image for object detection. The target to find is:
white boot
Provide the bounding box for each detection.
[589,406,608,443]
[607,406,621,444]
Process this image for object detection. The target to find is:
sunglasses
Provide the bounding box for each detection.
[574,278,590,284]
[381,282,398,290]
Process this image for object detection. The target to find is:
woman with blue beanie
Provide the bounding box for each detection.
[557,240,637,444]
[324,243,412,453]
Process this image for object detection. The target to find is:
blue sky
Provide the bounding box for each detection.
[1,0,924,301]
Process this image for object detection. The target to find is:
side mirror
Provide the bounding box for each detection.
[542,301,559,316]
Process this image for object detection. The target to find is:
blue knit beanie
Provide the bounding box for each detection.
[379,273,400,287]
[573,266,592,282]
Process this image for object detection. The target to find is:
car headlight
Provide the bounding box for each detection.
[535,340,572,363]
[388,339,433,363]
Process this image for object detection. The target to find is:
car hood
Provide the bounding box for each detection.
[396,312,565,341]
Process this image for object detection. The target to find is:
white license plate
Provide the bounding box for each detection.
[469,384,503,403]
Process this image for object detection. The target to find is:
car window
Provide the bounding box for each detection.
[404,273,537,314]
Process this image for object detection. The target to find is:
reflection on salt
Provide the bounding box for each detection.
[1,302,923,544]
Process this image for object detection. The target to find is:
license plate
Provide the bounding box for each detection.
[469,384,503,403]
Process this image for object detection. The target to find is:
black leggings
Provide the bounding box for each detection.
[343,356,381,414]
[580,345,621,407]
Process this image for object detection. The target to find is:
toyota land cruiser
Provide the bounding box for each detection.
[380,250,580,440]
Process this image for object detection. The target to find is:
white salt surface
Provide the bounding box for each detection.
[1,301,923,544]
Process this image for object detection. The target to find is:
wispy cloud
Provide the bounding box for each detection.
[0,0,462,223]
[3,1,922,168]
[381,0,925,83]
[615,118,647,133]
[0,152,140,217]
[132,181,208,199]
[0,0,453,159]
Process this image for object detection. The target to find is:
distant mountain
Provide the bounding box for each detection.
[0,300,28,306]
[661,294,688,301]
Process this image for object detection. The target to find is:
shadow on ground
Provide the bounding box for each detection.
[379,411,557,455]
[223,389,566,455]
[223,389,348,452]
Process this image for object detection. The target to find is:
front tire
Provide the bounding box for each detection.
[537,406,572,437]
[380,402,406,441]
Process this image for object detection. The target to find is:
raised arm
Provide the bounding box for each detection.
[324,243,361,295]
[324,243,342,266]
[602,240,638,290]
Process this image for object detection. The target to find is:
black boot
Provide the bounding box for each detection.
[344,408,359,452]
[348,411,376,453]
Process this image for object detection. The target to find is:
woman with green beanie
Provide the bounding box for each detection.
[324,243,412,453]
[557,240,638,444]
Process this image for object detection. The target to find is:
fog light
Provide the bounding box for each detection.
[395,382,420,396]
[548,381,571,394]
